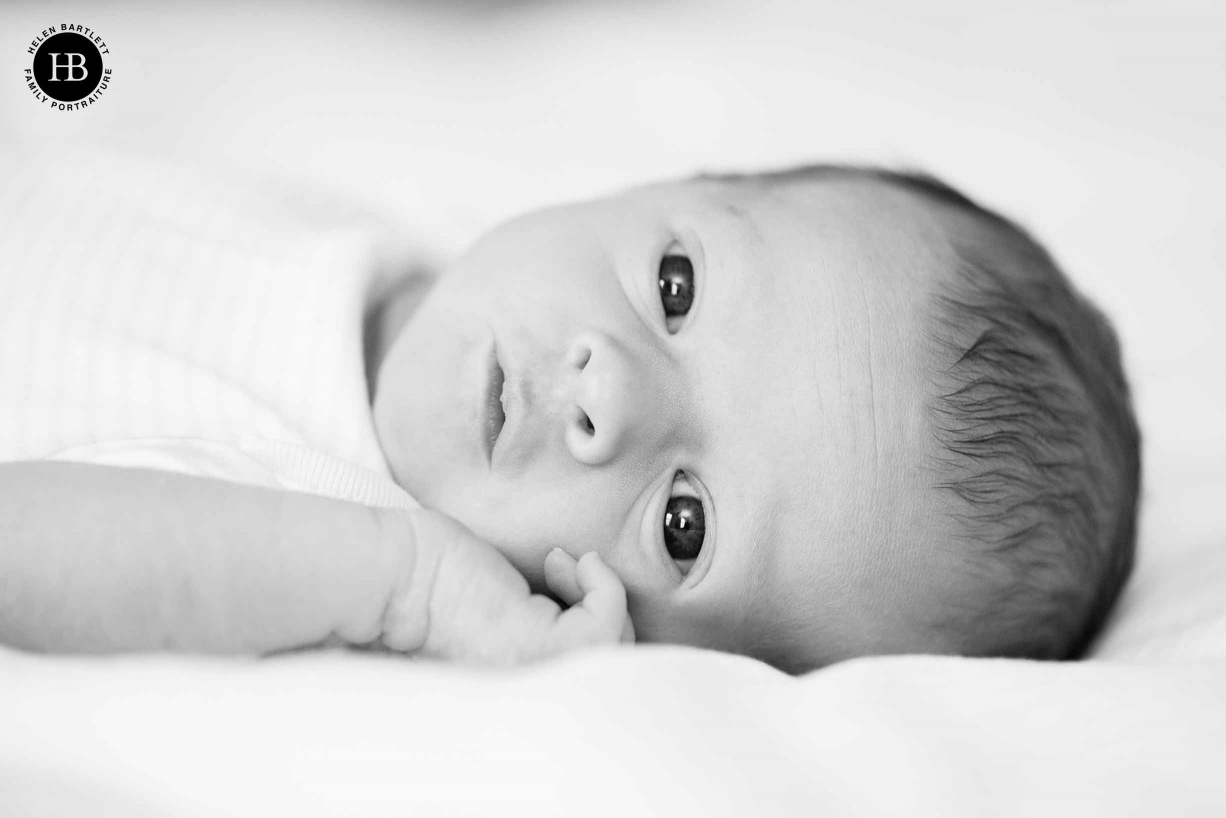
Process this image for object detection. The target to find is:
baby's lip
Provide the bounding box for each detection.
[482,339,506,466]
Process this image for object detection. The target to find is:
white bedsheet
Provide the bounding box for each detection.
[3,647,1225,817]
[1,0,1224,815]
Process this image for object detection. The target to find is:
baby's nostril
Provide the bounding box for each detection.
[580,411,595,436]
[573,346,592,371]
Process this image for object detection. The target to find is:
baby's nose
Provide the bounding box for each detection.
[563,331,672,466]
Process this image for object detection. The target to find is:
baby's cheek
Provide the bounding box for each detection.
[622,594,707,648]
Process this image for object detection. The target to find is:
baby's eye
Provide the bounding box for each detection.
[663,470,705,563]
[658,254,695,334]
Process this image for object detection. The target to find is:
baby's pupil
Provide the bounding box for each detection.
[663,495,704,560]
[658,255,694,318]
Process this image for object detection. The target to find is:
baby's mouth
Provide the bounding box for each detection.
[484,343,506,463]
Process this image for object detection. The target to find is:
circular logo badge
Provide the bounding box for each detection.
[24,25,113,110]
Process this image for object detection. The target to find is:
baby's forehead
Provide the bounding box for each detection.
[733,172,949,237]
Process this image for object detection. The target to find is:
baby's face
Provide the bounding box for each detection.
[375,175,968,668]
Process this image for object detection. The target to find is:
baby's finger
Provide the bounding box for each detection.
[544,548,584,607]
[620,615,635,644]
[573,552,628,631]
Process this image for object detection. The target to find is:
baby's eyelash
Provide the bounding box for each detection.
[672,469,694,493]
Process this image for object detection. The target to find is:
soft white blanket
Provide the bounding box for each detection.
[2,647,1225,817]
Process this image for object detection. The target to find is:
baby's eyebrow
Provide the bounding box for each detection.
[714,201,771,274]
[699,202,766,319]
[722,202,761,244]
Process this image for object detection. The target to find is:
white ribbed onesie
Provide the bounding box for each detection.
[0,145,419,511]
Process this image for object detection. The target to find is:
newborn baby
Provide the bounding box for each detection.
[0,161,1141,673]
[370,166,1141,670]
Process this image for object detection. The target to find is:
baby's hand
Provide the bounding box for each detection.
[380,510,633,665]
[542,548,637,646]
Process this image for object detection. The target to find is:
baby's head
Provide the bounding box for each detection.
[373,165,1140,672]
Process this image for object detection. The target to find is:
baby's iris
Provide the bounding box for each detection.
[663,494,705,561]
[658,254,694,332]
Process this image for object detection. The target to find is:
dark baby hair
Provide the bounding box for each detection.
[699,164,1142,663]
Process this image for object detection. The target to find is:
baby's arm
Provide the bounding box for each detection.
[0,462,630,660]
[0,462,400,653]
